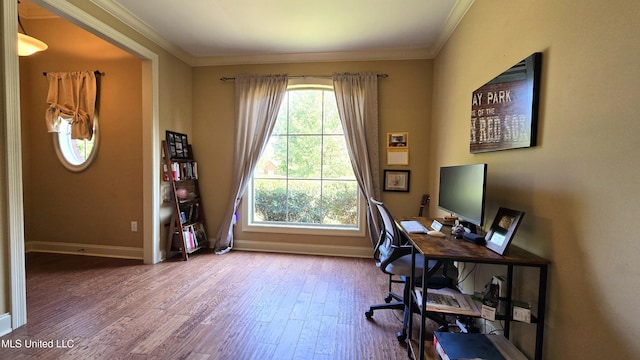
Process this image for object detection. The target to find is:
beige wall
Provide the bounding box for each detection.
[431,0,640,358]
[192,60,433,254]
[20,17,144,250]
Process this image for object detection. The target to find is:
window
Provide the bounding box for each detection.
[245,85,362,234]
[53,117,99,171]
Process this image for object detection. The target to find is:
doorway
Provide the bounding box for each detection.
[4,0,160,330]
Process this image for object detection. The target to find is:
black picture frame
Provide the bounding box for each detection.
[485,207,525,255]
[383,170,410,192]
[470,52,542,153]
[165,130,189,159]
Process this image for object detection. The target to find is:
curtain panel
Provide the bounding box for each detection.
[213,74,289,254]
[332,72,381,244]
[45,71,97,140]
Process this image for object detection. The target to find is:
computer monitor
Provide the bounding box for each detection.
[438,163,487,233]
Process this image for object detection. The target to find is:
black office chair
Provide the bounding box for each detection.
[364,200,405,308]
[365,198,457,342]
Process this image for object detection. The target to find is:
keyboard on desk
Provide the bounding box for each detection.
[400,220,429,233]
[400,220,447,237]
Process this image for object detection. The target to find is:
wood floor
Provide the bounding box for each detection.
[0,251,439,359]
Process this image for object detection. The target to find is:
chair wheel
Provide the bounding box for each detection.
[365,310,373,319]
[396,331,407,342]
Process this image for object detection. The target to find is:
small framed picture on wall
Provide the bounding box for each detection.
[387,132,408,148]
[384,170,410,192]
[166,130,189,159]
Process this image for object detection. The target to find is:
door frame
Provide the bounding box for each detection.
[2,0,161,330]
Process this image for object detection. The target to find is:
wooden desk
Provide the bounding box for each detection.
[400,218,550,360]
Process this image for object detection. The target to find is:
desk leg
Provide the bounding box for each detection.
[418,256,428,360]
[535,265,548,360]
[407,247,416,357]
[504,265,514,338]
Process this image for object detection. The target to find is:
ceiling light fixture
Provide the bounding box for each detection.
[17,1,48,56]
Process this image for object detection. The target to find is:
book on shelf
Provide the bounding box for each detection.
[164,161,199,181]
[192,223,207,245]
[178,203,200,224]
[189,203,200,223]
[182,227,195,251]
[433,332,526,360]
[181,223,207,251]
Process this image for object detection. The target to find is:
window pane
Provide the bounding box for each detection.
[287,180,321,223]
[55,117,98,171]
[322,181,358,225]
[254,179,287,221]
[323,91,343,135]
[255,135,287,178]
[289,90,322,134]
[273,92,288,135]
[288,135,321,179]
[323,135,354,179]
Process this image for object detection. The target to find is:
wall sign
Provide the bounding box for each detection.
[470,53,542,153]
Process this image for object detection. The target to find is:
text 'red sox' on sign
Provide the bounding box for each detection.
[470,53,542,153]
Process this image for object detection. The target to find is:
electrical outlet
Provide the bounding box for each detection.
[131,221,138,232]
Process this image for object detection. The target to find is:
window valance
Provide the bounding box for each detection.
[45,71,97,140]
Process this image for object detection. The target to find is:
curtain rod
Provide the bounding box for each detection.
[219,73,388,81]
[42,70,104,76]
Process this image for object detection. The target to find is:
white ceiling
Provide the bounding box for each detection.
[26,0,475,66]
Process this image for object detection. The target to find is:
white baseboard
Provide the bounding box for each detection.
[25,241,143,260]
[0,313,12,337]
[233,239,372,258]
[25,240,371,260]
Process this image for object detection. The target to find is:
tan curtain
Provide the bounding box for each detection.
[213,74,289,254]
[45,71,97,140]
[332,72,381,243]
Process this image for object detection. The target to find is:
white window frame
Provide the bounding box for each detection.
[241,78,365,237]
[53,116,99,172]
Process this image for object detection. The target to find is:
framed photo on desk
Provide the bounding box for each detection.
[485,207,525,255]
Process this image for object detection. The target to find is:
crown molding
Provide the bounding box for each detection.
[88,0,193,64]
[431,0,475,57]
